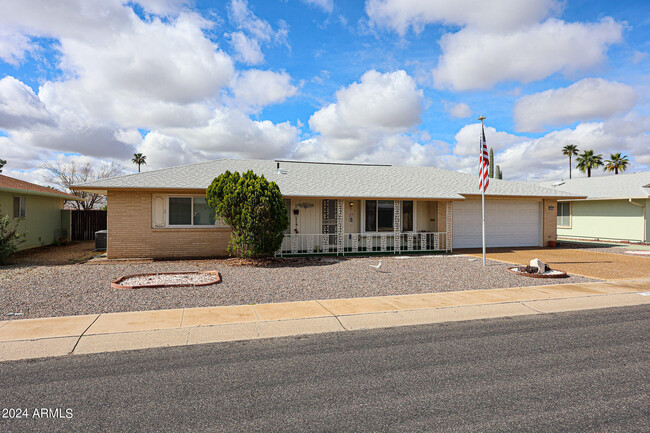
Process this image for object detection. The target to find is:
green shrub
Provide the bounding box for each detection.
[0,209,26,264]
[207,170,288,258]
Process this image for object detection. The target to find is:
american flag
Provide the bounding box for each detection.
[479,123,489,192]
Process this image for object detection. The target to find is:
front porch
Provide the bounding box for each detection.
[277,198,453,256]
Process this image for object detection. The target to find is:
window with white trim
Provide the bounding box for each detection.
[557,202,570,227]
[13,196,26,218]
[168,197,216,226]
[364,200,414,232]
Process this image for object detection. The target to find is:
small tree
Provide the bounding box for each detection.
[207,170,288,258]
[41,160,124,210]
[0,207,26,264]
[0,159,6,173]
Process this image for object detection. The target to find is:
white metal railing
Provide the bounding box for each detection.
[277,232,450,256]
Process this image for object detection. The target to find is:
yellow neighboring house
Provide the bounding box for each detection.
[0,174,81,250]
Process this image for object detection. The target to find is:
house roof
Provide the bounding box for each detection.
[73,159,582,200]
[0,174,81,200]
[535,172,650,200]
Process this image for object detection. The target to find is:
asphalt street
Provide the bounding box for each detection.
[1,305,648,432]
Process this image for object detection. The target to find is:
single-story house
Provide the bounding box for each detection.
[0,174,81,250]
[537,172,650,243]
[73,159,581,259]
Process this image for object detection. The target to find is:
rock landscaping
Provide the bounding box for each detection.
[0,254,597,320]
[112,271,221,289]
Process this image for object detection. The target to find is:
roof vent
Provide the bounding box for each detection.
[276,162,288,175]
[552,180,565,187]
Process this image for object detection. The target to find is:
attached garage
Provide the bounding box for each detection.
[453,199,542,249]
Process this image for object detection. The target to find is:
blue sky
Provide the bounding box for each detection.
[0,0,648,184]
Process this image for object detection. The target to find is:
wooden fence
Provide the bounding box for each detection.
[70,210,107,241]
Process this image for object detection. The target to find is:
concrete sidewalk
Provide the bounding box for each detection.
[1,279,648,362]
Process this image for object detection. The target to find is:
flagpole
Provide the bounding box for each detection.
[479,115,487,266]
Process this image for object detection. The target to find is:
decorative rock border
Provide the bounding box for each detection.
[111,271,221,289]
[507,267,568,279]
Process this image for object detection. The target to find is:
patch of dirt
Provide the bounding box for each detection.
[5,241,99,267]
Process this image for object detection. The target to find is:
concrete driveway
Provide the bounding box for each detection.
[463,248,650,280]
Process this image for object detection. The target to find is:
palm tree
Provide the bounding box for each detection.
[604,153,629,174]
[576,150,603,178]
[562,144,578,179]
[132,153,147,173]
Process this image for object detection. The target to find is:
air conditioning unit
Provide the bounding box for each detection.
[95,230,107,251]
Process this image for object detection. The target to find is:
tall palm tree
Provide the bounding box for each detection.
[576,150,603,178]
[604,153,629,174]
[562,144,579,179]
[132,153,147,173]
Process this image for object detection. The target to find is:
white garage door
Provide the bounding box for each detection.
[453,200,541,249]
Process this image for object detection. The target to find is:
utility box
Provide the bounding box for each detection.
[95,230,107,251]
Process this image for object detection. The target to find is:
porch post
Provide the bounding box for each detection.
[446,201,453,251]
[336,199,344,255]
[394,200,401,253]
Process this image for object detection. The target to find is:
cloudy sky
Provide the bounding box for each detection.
[0,0,648,184]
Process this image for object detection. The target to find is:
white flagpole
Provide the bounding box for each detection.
[478,116,480,266]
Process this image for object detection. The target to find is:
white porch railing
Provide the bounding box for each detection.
[277,231,450,256]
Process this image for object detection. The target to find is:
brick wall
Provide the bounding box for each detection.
[107,190,231,259]
[542,199,558,247]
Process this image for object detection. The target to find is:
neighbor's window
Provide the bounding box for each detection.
[168,197,215,226]
[13,196,26,218]
[557,202,570,227]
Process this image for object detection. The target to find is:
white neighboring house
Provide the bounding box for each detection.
[537,172,650,243]
[73,159,581,259]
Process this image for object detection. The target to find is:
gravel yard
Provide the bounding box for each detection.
[0,254,597,320]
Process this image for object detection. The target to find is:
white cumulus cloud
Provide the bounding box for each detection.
[308,70,424,159]
[301,0,334,13]
[366,0,560,34]
[433,18,623,91]
[230,69,297,112]
[444,102,472,119]
[514,78,637,132]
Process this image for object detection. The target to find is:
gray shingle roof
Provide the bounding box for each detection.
[536,172,650,200]
[73,159,581,199]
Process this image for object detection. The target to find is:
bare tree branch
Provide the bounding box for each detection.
[41,160,124,210]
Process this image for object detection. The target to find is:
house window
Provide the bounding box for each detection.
[557,202,570,227]
[402,200,413,232]
[13,196,26,218]
[168,197,215,226]
[365,200,376,231]
[365,200,396,232]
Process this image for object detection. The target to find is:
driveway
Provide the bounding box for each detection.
[463,247,650,280]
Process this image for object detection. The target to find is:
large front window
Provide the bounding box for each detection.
[365,200,414,232]
[168,197,215,226]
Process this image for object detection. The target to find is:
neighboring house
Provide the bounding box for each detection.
[73,159,581,259]
[0,174,81,250]
[537,172,650,243]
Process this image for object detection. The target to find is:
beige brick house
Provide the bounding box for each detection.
[73,159,581,259]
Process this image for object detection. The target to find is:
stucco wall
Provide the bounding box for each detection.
[0,191,65,250]
[557,199,646,242]
[107,190,231,259]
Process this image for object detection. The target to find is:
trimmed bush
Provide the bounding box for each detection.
[206,170,288,258]
[0,208,26,264]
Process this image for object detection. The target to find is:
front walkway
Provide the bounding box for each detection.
[463,248,650,280]
[1,279,647,362]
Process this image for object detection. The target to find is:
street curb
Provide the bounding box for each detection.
[1,281,648,363]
